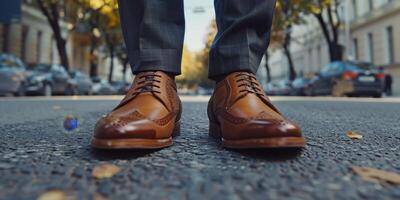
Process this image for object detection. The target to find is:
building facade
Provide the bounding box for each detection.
[0,2,128,82]
[262,0,400,95]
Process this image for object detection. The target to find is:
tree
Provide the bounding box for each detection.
[195,20,216,88]
[84,0,121,82]
[71,0,104,77]
[176,46,203,88]
[115,44,129,82]
[36,0,71,70]
[266,7,287,84]
[306,0,343,61]
[97,0,120,83]
[272,0,306,81]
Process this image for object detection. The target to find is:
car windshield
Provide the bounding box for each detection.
[92,77,101,83]
[35,64,52,72]
[346,62,376,71]
[292,79,309,86]
[0,54,17,68]
[71,71,85,79]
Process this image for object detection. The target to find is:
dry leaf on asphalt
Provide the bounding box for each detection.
[346,131,363,139]
[352,166,400,185]
[37,190,74,200]
[94,193,110,200]
[92,163,120,179]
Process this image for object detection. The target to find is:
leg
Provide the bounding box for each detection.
[209,0,276,79]
[118,0,185,75]
[207,0,305,149]
[92,1,184,149]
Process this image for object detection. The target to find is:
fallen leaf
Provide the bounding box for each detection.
[94,193,110,200]
[352,166,400,185]
[346,131,363,139]
[38,190,73,200]
[92,164,120,179]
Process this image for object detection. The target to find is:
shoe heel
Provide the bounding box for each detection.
[172,121,181,137]
[209,121,222,139]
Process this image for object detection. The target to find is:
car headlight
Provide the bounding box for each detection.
[28,76,46,85]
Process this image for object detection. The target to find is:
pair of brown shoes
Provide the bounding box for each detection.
[92,71,305,149]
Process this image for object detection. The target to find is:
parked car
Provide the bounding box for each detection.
[290,77,312,96]
[275,80,292,96]
[91,77,116,95]
[308,61,384,97]
[303,76,319,96]
[196,87,213,95]
[110,81,130,95]
[265,82,280,96]
[0,53,27,96]
[70,70,93,95]
[26,64,78,96]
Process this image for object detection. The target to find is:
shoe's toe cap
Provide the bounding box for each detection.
[94,116,157,139]
[223,119,302,140]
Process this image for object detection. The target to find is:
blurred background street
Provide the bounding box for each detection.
[0,0,399,98]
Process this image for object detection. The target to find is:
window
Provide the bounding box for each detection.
[352,0,358,19]
[317,45,322,69]
[352,38,359,60]
[21,25,29,61]
[50,35,54,63]
[366,33,374,63]
[385,26,395,64]
[368,0,373,11]
[2,24,10,52]
[36,31,42,63]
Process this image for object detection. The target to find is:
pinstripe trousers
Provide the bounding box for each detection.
[118,0,276,80]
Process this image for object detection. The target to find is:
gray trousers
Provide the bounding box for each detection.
[118,0,276,80]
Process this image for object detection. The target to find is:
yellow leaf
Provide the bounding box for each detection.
[352,166,400,185]
[94,193,110,200]
[92,164,120,179]
[346,131,362,139]
[37,190,73,200]
[310,5,321,14]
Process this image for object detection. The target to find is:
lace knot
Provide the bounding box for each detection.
[132,72,162,95]
[234,72,263,96]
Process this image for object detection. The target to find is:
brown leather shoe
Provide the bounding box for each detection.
[92,71,181,149]
[208,72,305,148]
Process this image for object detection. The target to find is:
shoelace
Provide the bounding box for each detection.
[235,72,264,96]
[132,72,162,96]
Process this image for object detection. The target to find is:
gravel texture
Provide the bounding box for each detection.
[0,98,399,199]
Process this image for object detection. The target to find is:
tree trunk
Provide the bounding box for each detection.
[53,31,69,71]
[36,0,70,71]
[108,46,114,83]
[283,31,296,81]
[121,59,128,82]
[264,51,271,83]
[89,35,98,77]
[329,42,343,61]
[313,12,343,62]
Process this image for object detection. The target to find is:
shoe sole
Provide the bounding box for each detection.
[222,137,306,149]
[209,121,305,149]
[91,137,173,149]
[91,121,180,149]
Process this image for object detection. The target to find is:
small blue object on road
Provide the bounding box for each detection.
[63,115,78,131]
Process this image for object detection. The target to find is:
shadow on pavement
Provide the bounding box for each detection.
[90,149,158,160]
[231,148,304,162]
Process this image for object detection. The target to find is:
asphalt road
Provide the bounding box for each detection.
[0,96,399,200]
